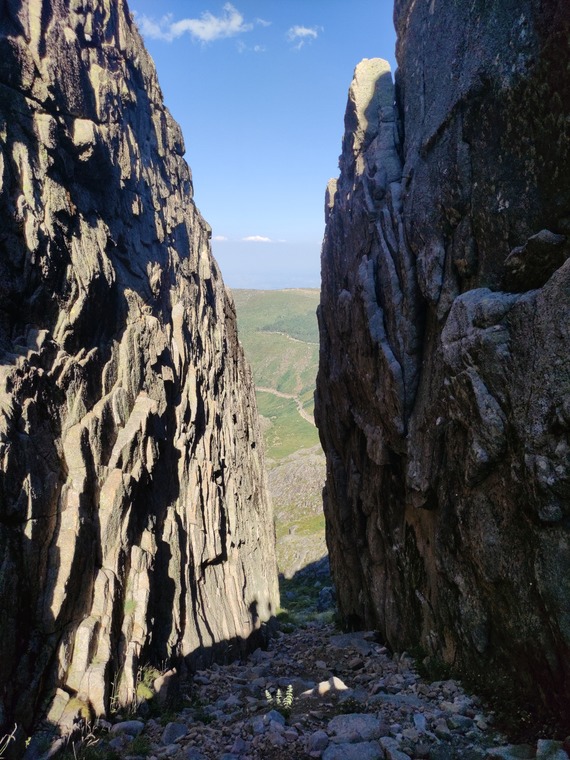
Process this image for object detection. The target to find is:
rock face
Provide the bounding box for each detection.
[0,0,278,739]
[316,0,570,724]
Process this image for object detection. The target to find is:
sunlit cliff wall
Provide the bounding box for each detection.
[0,0,278,738]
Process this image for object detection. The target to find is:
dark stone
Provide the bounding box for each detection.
[504,229,569,291]
[316,0,570,730]
[428,747,456,760]
[161,722,188,746]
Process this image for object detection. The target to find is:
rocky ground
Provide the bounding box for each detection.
[39,574,568,760]
[268,445,327,579]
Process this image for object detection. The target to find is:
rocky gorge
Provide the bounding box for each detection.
[1,0,569,754]
[316,0,570,731]
[0,0,278,752]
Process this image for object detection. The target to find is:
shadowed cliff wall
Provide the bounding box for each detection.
[316,0,570,724]
[0,0,278,739]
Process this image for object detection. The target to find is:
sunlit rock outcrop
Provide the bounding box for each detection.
[317,0,570,725]
[0,0,278,740]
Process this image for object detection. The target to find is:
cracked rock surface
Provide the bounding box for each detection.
[316,0,570,728]
[0,0,278,742]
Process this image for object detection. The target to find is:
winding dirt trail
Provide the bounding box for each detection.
[261,330,318,346]
[256,386,315,426]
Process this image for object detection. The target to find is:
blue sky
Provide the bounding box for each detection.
[130,1,397,288]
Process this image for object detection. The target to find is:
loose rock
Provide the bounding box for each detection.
[74,622,562,760]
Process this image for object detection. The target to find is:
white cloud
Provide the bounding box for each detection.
[287,24,321,49]
[137,4,253,43]
[212,235,229,241]
[137,14,173,41]
[255,18,271,27]
[242,235,272,243]
[237,40,266,53]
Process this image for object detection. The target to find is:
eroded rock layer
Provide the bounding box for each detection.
[0,0,278,737]
[316,0,570,724]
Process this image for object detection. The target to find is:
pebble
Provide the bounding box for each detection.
[413,712,427,733]
[307,729,330,754]
[302,675,349,696]
[323,740,383,760]
[264,709,285,726]
[230,736,248,754]
[110,720,145,736]
[486,747,535,760]
[380,735,412,760]
[161,722,188,745]
[84,623,567,760]
[266,729,286,746]
[109,736,131,750]
[538,741,570,760]
[182,751,206,760]
[328,713,383,741]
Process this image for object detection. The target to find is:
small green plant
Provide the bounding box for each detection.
[276,608,297,633]
[109,671,121,716]
[265,684,294,717]
[110,663,161,718]
[63,697,93,724]
[59,721,117,760]
[0,725,17,758]
[135,663,160,704]
[138,664,161,689]
[136,681,154,701]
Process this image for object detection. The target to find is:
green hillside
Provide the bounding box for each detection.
[231,288,327,577]
[232,288,320,342]
[232,288,321,452]
[257,392,317,460]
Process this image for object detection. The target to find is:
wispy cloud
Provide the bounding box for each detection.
[212,235,229,241]
[287,24,321,49]
[237,40,266,53]
[137,3,254,43]
[242,235,273,243]
[255,18,271,28]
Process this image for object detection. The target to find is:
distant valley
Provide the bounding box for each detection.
[231,289,326,578]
